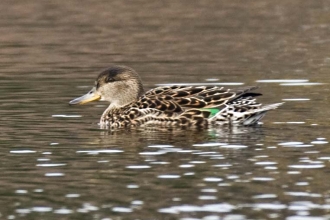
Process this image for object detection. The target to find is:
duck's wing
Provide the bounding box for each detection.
[173,86,261,108]
[135,86,261,113]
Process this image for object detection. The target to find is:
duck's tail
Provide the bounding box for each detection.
[209,102,284,126]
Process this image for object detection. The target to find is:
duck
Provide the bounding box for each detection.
[69,65,283,129]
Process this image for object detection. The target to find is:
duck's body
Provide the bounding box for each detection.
[69,66,283,129]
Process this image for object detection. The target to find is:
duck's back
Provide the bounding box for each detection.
[134,85,261,112]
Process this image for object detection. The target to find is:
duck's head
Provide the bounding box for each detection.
[69,65,144,107]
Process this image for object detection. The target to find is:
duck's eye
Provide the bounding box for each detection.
[106,77,115,83]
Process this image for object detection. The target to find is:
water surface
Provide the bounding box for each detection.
[1,0,330,219]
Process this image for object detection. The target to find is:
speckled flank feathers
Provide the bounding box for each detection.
[69,65,283,129]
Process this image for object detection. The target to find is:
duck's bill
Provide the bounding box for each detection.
[69,88,101,105]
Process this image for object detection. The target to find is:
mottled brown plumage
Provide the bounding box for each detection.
[69,65,283,129]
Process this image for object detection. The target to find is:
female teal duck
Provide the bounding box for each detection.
[69,65,283,129]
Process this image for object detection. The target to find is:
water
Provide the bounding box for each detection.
[1,0,330,219]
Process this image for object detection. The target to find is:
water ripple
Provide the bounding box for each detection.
[31,207,53,212]
[45,173,65,177]
[256,79,308,83]
[285,192,322,197]
[252,177,275,181]
[158,174,181,179]
[220,145,248,149]
[148,145,174,148]
[311,140,328,144]
[287,216,326,220]
[158,203,235,214]
[10,150,36,154]
[279,142,314,148]
[36,163,66,167]
[288,164,325,169]
[204,177,223,182]
[112,207,133,213]
[16,209,31,214]
[15,190,28,194]
[250,203,286,210]
[52,114,82,118]
[54,208,73,214]
[282,98,310,101]
[76,149,123,154]
[65,194,80,198]
[252,194,277,199]
[126,165,151,169]
[198,195,217,200]
[280,82,325,86]
[193,143,228,147]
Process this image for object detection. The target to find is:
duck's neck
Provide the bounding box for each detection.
[100,102,131,125]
